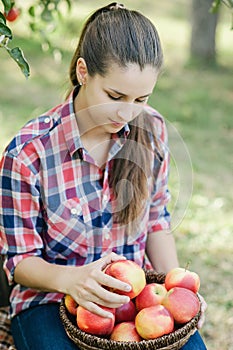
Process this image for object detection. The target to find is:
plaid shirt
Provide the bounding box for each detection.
[0,87,170,317]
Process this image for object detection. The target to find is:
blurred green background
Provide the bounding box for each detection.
[0,1,233,349]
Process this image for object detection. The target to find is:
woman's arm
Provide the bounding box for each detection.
[14,253,131,318]
[146,230,179,273]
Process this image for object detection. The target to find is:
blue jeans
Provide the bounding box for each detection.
[11,303,207,350]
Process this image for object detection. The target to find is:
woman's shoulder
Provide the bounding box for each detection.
[5,103,63,158]
[144,104,168,141]
[144,104,165,123]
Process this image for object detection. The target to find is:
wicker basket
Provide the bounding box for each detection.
[60,270,201,350]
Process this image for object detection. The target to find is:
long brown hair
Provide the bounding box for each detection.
[68,3,164,225]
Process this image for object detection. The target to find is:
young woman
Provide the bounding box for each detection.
[0,3,207,349]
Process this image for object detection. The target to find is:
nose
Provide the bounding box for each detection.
[117,103,141,122]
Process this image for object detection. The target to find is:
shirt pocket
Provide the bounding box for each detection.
[45,197,88,258]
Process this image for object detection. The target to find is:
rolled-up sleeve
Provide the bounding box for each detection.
[147,116,171,234]
[0,153,44,283]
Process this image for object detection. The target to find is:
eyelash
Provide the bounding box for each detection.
[108,94,146,103]
[108,95,121,101]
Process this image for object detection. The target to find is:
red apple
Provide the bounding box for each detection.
[135,283,167,311]
[165,267,200,293]
[115,300,137,323]
[76,305,115,336]
[135,305,174,340]
[64,294,78,316]
[110,321,141,342]
[105,260,146,299]
[162,287,200,324]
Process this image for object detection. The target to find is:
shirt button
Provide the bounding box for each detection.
[104,233,110,239]
[71,208,78,215]
[44,117,50,124]
[103,229,110,239]
[103,194,108,204]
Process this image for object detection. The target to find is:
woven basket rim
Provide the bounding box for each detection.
[60,270,201,350]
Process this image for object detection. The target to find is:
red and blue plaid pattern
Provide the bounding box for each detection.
[0,87,171,317]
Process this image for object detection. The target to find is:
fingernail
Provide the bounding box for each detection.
[125,285,131,292]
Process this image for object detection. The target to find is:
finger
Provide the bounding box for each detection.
[86,277,130,305]
[100,252,126,270]
[197,293,207,312]
[82,301,115,319]
[87,253,125,272]
[197,313,205,329]
[74,288,129,310]
[76,276,130,307]
[201,299,207,313]
[98,270,132,292]
[89,294,129,309]
[109,252,127,262]
[93,289,130,308]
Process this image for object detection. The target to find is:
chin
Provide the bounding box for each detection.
[110,123,125,132]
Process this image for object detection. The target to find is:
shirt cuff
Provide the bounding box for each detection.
[4,250,42,285]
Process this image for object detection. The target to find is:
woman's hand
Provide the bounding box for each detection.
[64,252,132,318]
[197,293,207,329]
[14,253,131,318]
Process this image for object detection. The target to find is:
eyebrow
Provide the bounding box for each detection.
[108,88,152,99]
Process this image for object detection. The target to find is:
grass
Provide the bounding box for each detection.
[0,1,233,349]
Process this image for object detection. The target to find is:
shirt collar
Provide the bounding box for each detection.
[60,86,130,159]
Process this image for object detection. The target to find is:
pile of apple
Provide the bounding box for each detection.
[64,260,201,342]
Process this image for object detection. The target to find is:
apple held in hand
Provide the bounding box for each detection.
[105,260,146,299]
[115,300,137,323]
[165,267,200,293]
[76,305,115,336]
[162,287,200,324]
[110,321,141,342]
[135,283,167,311]
[64,295,78,316]
[135,305,174,340]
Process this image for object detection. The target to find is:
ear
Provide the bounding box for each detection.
[76,58,88,85]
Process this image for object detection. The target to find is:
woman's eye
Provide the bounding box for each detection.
[108,94,121,101]
[107,93,147,103]
[136,99,147,104]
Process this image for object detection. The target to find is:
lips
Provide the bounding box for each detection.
[109,118,125,127]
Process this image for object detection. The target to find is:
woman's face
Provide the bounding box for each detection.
[75,62,158,135]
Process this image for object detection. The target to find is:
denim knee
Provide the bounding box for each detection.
[11,303,78,350]
[181,331,207,350]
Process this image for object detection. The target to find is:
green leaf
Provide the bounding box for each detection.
[29,22,37,32]
[28,6,35,17]
[210,0,221,12]
[0,11,7,25]
[2,0,12,14]
[0,22,12,39]
[8,47,30,79]
[65,0,72,11]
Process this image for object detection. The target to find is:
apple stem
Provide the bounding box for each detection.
[185,261,191,271]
